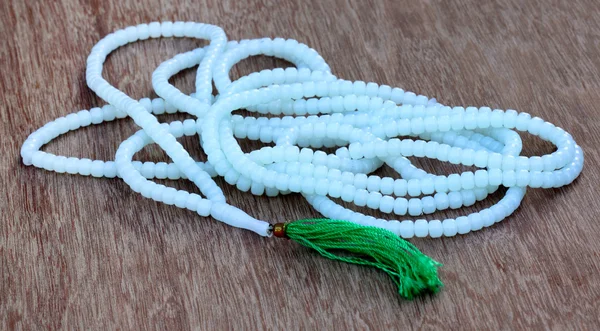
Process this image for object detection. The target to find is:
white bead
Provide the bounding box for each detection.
[407,179,420,197]
[460,172,475,190]
[489,169,503,186]
[399,220,414,238]
[367,192,382,209]
[428,220,443,238]
[380,177,394,195]
[379,196,394,213]
[469,213,484,231]
[328,181,343,198]
[367,175,380,192]
[393,198,408,215]
[448,192,462,209]
[422,196,436,214]
[474,150,488,167]
[434,192,449,210]
[434,176,448,193]
[408,198,422,216]
[474,170,488,188]
[414,219,429,238]
[394,180,408,196]
[502,170,516,187]
[461,190,476,206]
[455,216,470,234]
[442,219,458,237]
[353,189,369,207]
[447,174,462,191]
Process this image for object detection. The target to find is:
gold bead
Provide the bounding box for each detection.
[273,223,287,238]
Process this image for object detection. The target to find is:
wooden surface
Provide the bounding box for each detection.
[2,0,600,329]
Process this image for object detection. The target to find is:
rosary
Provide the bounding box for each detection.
[20,22,584,299]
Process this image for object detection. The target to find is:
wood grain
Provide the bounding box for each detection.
[2,0,600,329]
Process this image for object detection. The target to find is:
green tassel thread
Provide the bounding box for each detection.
[274,218,443,300]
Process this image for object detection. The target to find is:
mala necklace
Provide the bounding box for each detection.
[20,22,584,299]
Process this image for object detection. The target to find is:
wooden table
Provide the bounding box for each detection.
[2,0,599,329]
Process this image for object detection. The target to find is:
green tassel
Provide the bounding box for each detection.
[273,218,443,300]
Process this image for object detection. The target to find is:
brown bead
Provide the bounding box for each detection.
[272,223,287,238]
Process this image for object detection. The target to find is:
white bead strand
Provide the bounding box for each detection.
[21,21,584,240]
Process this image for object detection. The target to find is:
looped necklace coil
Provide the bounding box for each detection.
[21,22,584,299]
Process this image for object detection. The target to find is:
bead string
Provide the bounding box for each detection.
[21,21,584,239]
